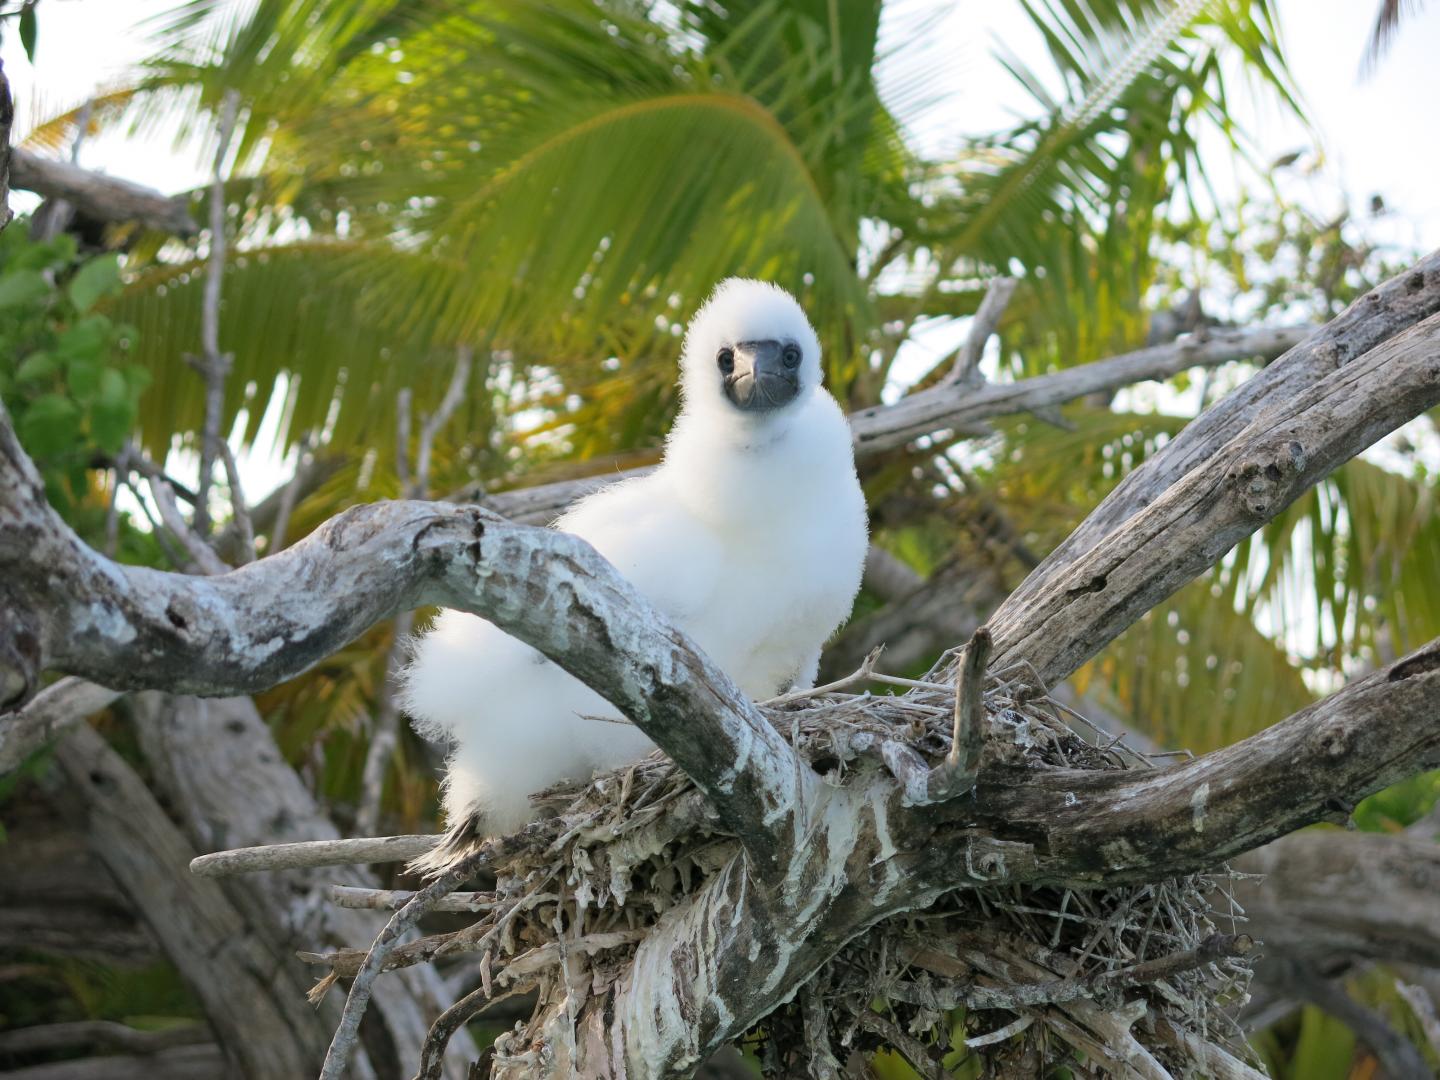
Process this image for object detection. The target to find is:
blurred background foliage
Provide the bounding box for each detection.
[2,0,1438,1075]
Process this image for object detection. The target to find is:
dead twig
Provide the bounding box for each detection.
[927,626,991,800]
[947,277,1018,385]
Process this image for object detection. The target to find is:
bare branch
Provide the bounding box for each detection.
[919,637,1440,890]
[325,884,500,913]
[851,323,1312,455]
[947,276,1017,384]
[412,346,472,497]
[146,475,228,575]
[927,626,991,800]
[190,835,439,877]
[9,147,198,236]
[218,439,255,563]
[986,312,1440,686]
[1290,961,1432,1080]
[320,847,491,1080]
[0,676,121,774]
[1009,250,1440,611]
[0,1019,209,1055]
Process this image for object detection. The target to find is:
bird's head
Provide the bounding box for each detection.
[678,278,823,424]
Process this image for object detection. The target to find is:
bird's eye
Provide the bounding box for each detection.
[717,348,735,374]
[781,344,802,369]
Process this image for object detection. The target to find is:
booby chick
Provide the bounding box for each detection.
[401,279,868,858]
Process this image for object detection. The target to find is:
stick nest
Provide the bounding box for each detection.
[366,659,1256,1077]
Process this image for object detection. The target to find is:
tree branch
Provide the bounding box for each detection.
[1,400,815,870]
[850,323,1313,454]
[985,311,1440,686]
[919,638,1440,889]
[1006,250,1440,613]
[9,147,198,236]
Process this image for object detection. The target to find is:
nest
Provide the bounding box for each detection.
[336,656,1257,1078]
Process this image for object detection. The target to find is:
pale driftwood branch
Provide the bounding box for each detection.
[9,146,198,236]
[923,637,1440,891]
[0,676,121,774]
[218,439,255,563]
[850,322,1313,454]
[28,99,93,242]
[189,834,438,877]
[3,415,816,869]
[985,311,1440,687]
[1009,249,1440,610]
[947,276,1017,384]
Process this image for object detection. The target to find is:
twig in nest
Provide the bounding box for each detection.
[927,626,991,800]
[762,645,884,707]
[319,845,492,1080]
[325,884,500,913]
[413,982,531,1080]
[856,1011,952,1080]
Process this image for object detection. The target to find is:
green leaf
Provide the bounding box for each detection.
[67,356,101,400]
[18,393,81,457]
[15,351,58,384]
[18,3,37,62]
[55,315,112,362]
[0,269,51,311]
[91,369,134,452]
[68,255,123,313]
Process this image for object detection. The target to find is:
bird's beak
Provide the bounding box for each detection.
[724,340,800,412]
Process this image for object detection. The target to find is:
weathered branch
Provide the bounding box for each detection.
[190,834,439,877]
[0,676,121,773]
[2,408,815,870]
[985,311,1440,686]
[850,323,1313,454]
[947,276,1017,384]
[9,146,198,236]
[1007,250,1440,611]
[918,637,1440,889]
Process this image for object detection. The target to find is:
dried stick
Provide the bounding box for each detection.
[413,982,529,1080]
[217,439,254,563]
[191,88,241,538]
[319,845,491,1080]
[903,932,1252,1010]
[267,432,313,553]
[927,626,991,800]
[761,646,883,708]
[855,1011,951,1080]
[190,834,438,877]
[325,883,500,913]
[948,277,1018,385]
[147,475,229,575]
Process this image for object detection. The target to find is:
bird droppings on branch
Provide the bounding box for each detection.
[297,656,1260,1079]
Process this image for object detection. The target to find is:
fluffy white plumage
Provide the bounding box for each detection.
[401,278,868,839]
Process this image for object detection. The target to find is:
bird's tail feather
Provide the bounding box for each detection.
[406,806,489,879]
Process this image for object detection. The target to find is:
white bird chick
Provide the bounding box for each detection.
[401,278,868,850]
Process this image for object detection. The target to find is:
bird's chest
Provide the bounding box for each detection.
[682,517,860,696]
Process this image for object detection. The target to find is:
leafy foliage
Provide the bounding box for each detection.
[0,229,148,517]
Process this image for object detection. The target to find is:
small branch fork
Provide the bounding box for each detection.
[947,277,1017,386]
